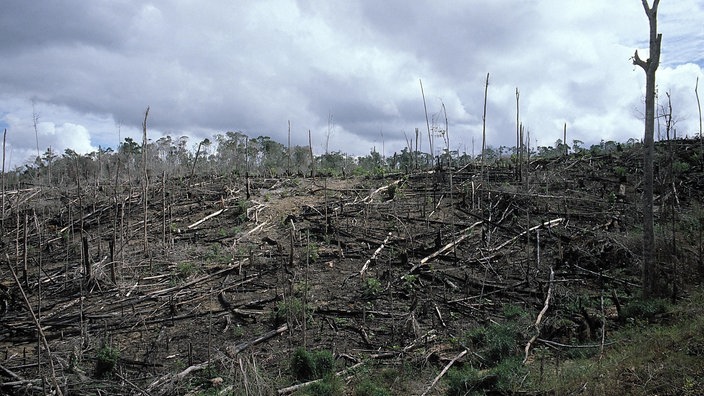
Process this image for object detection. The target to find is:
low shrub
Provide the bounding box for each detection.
[95,344,119,379]
[445,365,496,396]
[290,348,335,382]
[304,373,344,396]
[466,322,519,366]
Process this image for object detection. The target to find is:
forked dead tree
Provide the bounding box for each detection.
[632,0,661,298]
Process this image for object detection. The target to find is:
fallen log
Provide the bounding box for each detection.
[226,324,289,357]
[277,361,364,395]
[420,349,468,396]
[523,266,554,364]
[187,208,227,229]
[359,232,392,276]
[489,217,564,252]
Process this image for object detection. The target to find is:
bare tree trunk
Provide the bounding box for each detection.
[481,73,490,181]
[420,79,433,164]
[633,0,661,298]
[162,170,167,246]
[142,106,150,255]
[2,129,6,234]
[415,127,419,170]
[664,92,678,301]
[695,77,703,169]
[515,89,520,181]
[190,140,204,184]
[308,130,315,178]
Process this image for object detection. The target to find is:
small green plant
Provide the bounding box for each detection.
[386,184,396,200]
[176,261,197,280]
[363,277,382,298]
[614,166,627,177]
[672,160,690,174]
[95,344,119,379]
[272,298,312,326]
[307,242,319,263]
[608,191,617,204]
[402,274,418,291]
[203,245,227,263]
[291,347,316,381]
[312,350,335,378]
[230,324,244,338]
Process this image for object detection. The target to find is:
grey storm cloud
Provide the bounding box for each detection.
[0,0,702,168]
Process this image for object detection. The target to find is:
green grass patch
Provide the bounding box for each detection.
[522,289,704,395]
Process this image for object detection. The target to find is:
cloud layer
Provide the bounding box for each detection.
[0,0,702,168]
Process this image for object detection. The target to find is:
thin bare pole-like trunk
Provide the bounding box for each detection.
[695,77,702,168]
[664,92,678,300]
[633,0,661,297]
[515,88,520,181]
[420,79,433,164]
[481,73,490,180]
[142,106,150,255]
[415,127,420,170]
[1,129,6,233]
[519,124,525,184]
[287,120,292,175]
[32,101,40,161]
[308,130,315,178]
[189,139,205,184]
[162,170,167,246]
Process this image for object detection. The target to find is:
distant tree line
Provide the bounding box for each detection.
[1,129,663,188]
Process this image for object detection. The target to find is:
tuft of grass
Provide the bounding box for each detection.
[445,365,496,396]
[621,297,670,322]
[492,356,527,392]
[502,303,528,320]
[465,322,520,366]
[353,378,390,396]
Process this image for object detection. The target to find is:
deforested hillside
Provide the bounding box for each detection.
[1,138,703,395]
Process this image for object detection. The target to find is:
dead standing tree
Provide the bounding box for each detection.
[632,0,661,298]
[142,106,150,255]
[481,73,489,181]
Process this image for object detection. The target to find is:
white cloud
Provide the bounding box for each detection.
[0,0,701,167]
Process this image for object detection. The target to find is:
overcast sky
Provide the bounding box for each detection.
[1,1,702,169]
